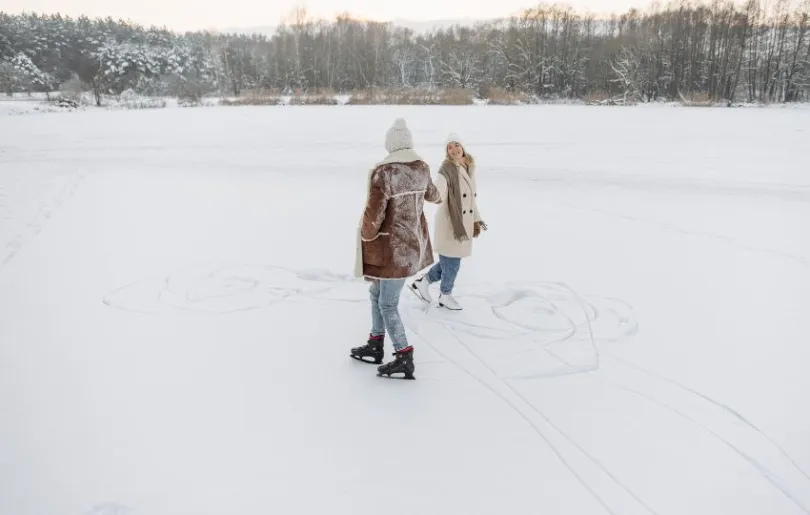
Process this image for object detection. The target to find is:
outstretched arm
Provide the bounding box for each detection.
[361,168,390,241]
[433,174,448,203]
[425,178,442,204]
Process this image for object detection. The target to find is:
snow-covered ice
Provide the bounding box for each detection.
[1,105,809,515]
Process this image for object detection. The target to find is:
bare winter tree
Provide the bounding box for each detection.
[1,1,809,103]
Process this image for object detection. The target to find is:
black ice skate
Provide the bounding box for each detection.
[377,346,415,380]
[350,335,385,364]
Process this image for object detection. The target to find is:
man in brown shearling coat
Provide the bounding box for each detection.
[350,118,441,380]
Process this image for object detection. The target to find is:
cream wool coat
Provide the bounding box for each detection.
[432,161,482,258]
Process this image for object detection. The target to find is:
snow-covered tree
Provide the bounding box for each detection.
[0,5,808,103]
[0,52,56,95]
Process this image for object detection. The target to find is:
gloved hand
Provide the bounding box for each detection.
[474,221,487,238]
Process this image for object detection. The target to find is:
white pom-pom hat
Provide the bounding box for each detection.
[385,118,414,152]
[445,132,465,149]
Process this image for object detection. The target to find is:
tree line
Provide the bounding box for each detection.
[1,0,808,105]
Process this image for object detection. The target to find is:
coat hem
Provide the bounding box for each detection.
[362,263,434,281]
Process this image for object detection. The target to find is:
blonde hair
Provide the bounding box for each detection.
[445,143,474,169]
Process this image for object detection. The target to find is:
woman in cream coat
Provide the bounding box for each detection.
[411,133,486,310]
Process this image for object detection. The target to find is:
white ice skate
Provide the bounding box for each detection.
[438,293,462,311]
[409,276,432,303]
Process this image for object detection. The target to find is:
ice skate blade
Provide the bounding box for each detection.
[408,283,430,303]
[350,354,383,365]
[377,372,416,380]
[438,303,461,311]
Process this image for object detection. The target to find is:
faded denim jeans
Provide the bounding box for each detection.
[426,255,462,294]
[369,279,409,351]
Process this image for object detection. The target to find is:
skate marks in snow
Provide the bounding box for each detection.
[404,286,810,514]
[594,353,810,513]
[405,285,663,515]
[0,168,87,270]
[402,306,660,515]
[408,281,638,380]
[102,264,363,315]
[102,266,810,513]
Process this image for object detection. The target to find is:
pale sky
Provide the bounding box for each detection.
[1,0,644,31]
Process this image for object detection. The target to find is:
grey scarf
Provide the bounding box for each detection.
[438,159,469,242]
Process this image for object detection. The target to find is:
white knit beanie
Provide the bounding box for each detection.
[445,132,465,150]
[385,118,413,153]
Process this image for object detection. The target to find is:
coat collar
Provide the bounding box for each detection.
[374,148,424,168]
[456,162,474,189]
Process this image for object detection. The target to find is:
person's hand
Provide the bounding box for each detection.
[474,221,487,237]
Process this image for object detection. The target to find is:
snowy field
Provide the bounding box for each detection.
[1,105,809,515]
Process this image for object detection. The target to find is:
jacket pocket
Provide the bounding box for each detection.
[362,233,390,267]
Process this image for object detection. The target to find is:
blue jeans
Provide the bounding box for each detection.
[369,279,409,351]
[427,255,461,294]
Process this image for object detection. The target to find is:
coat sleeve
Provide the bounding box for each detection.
[425,177,442,204]
[360,167,390,241]
[434,174,448,203]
